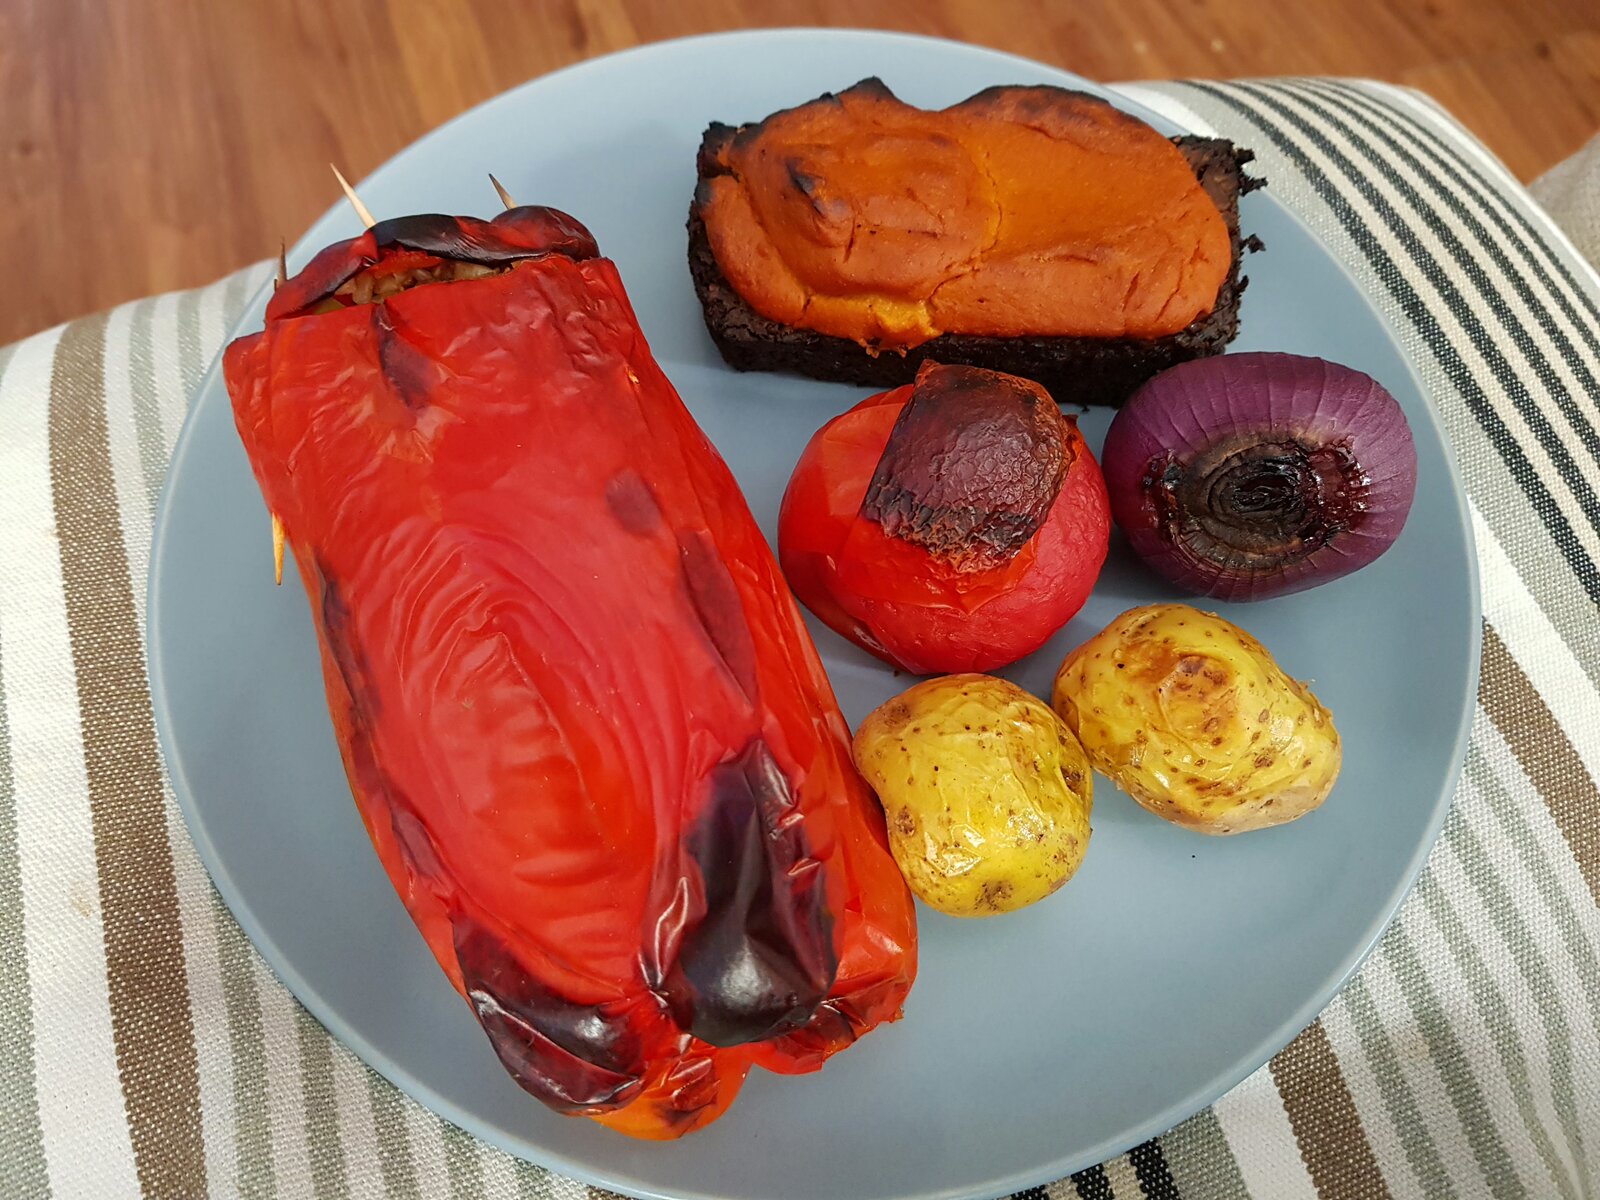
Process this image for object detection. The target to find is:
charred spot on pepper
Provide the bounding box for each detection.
[371,304,446,411]
[859,361,1071,572]
[388,804,448,884]
[664,738,838,1048]
[452,918,644,1114]
[677,529,760,703]
[320,567,447,892]
[318,568,382,722]
[799,999,864,1046]
[606,470,665,536]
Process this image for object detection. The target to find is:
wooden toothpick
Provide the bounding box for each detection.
[271,514,286,586]
[489,173,516,211]
[270,240,288,582]
[330,164,376,228]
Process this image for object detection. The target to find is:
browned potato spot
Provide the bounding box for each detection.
[1051,604,1340,835]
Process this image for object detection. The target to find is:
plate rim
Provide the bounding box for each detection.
[148,26,1483,1200]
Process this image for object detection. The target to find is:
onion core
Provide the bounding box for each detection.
[1102,352,1418,600]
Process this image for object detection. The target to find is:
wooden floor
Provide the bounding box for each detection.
[3,1,1596,345]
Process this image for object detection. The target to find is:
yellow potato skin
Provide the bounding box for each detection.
[1052,604,1340,835]
[852,674,1093,917]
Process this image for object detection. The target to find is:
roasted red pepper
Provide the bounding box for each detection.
[223,207,917,1138]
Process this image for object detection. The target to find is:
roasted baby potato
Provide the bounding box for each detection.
[853,674,1093,917]
[1052,604,1340,835]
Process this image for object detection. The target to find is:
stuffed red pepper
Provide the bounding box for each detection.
[223,204,917,1139]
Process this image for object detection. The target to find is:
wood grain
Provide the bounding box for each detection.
[2,0,1596,344]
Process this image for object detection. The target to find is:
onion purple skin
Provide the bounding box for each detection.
[1101,352,1418,601]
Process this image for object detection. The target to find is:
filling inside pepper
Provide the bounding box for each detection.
[329,253,507,307]
[267,207,600,323]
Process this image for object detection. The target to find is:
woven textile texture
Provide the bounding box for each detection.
[1533,131,1600,271]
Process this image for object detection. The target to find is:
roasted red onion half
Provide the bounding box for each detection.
[1101,352,1417,601]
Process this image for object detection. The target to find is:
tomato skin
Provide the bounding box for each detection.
[779,388,1111,675]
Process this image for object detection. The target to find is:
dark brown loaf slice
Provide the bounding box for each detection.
[688,134,1263,408]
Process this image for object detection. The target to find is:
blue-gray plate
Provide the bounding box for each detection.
[148,28,1481,1200]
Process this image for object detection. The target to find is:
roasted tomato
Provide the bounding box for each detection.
[778,362,1111,674]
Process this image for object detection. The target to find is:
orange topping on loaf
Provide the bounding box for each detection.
[696,80,1233,349]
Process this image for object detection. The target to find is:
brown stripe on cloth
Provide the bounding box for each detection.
[0,612,50,1200]
[1480,623,1600,902]
[1270,1020,1392,1199]
[46,316,206,1196]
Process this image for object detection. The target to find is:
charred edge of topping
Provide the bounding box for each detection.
[691,177,719,223]
[677,529,760,703]
[950,82,1146,125]
[701,78,1209,189]
[606,469,665,536]
[452,918,644,1113]
[1193,141,1264,201]
[371,304,441,411]
[784,158,828,213]
[1236,147,1267,193]
[860,362,1071,570]
[1144,437,1371,569]
[664,739,837,1048]
[840,76,895,102]
[696,126,738,182]
[721,78,895,158]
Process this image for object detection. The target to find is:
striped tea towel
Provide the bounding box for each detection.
[1533,131,1600,271]
[0,79,1597,1200]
